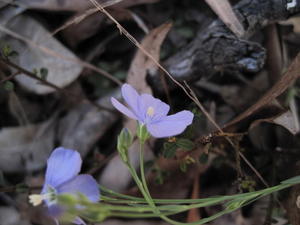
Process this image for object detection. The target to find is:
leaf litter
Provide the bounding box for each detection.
[1,0,300,224]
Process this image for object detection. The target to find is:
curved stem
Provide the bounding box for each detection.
[120,139,300,225]
[100,186,233,204]
[139,141,152,198]
[100,183,289,204]
[138,140,186,225]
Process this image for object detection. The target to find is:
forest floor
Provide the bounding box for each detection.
[0,0,300,225]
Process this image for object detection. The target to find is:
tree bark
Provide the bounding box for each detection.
[150,0,300,87]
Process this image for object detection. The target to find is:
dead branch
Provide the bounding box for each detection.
[150,0,300,87]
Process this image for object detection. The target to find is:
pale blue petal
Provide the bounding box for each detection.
[47,205,86,225]
[57,175,100,203]
[44,147,82,189]
[111,97,138,120]
[139,94,170,123]
[121,84,140,116]
[146,110,194,138]
[73,217,86,225]
[47,205,63,218]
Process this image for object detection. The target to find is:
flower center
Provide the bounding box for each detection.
[146,107,155,117]
[29,186,57,206]
[29,194,44,206]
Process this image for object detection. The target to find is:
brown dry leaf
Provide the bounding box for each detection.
[127,22,172,94]
[52,0,159,45]
[186,173,201,222]
[250,111,299,135]
[126,22,172,131]
[19,0,158,11]
[265,24,284,85]
[60,11,107,48]
[112,0,159,8]
[280,17,300,33]
[204,0,245,37]
[61,8,132,47]
[18,0,122,11]
[224,52,300,129]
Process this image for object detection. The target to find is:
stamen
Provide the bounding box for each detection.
[29,194,44,206]
[29,187,57,207]
[147,107,155,117]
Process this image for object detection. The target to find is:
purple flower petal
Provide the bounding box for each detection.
[44,147,82,189]
[112,83,194,138]
[139,94,170,122]
[73,217,86,225]
[47,205,63,218]
[57,175,100,203]
[146,110,194,138]
[121,84,140,116]
[48,204,86,225]
[111,97,138,120]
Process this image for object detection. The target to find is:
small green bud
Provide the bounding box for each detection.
[137,123,150,143]
[86,208,110,222]
[40,68,48,80]
[1,44,18,58]
[117,128,133,162]
[2,45,11,57]
[57,194,77,207]
[32,68,38,75]
[3,81,14,91]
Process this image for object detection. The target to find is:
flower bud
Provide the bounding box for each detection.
[117,128,133,162]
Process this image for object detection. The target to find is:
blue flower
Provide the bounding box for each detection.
[29,147,100,225]
[111,84,194,138]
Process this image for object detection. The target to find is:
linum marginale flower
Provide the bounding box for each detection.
[111,84,194,138]
[29,147,100,225]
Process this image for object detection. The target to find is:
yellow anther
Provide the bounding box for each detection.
[29,194,44,206]
[168,137,177,143]
[147,107,155,117]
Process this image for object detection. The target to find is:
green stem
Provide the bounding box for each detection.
[124,142,177,223]
[125,160,156,209]
[139,141,152,198]
[100,186,233,204]
[138,140,188,225]
[99,179,297,224]
[110,210,184,218]
[101,182,291,204]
